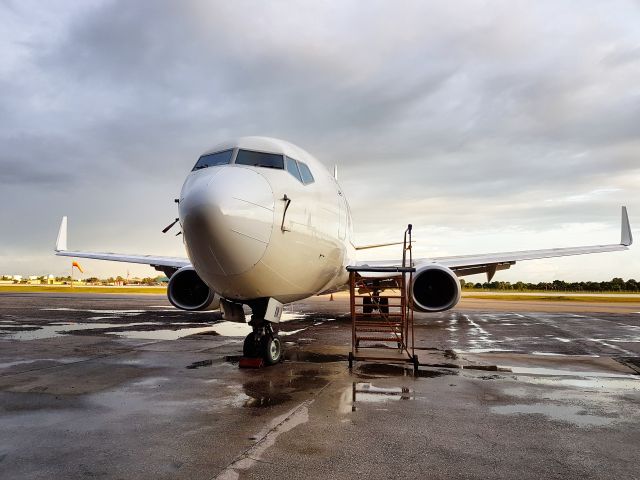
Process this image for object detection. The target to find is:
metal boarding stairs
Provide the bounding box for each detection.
[347,225,419,375]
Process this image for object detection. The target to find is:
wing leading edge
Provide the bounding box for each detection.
[355,207,632,281]
[54,216,190,274]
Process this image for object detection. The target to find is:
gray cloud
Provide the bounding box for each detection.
[0,0,639,280]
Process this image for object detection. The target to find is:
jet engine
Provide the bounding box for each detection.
[411,264,461,312]
[167,266,220,311]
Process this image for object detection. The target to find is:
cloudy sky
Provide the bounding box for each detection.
[1,0,639,282]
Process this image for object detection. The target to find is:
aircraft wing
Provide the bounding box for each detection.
[54,217,190,272]
[355,207,632,281]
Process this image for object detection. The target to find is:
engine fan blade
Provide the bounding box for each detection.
[162,218,179,234]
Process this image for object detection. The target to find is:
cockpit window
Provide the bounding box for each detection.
[235,149,284,169]
[192,149,234,171]
[297,161,315,185]
[285,156,303,182]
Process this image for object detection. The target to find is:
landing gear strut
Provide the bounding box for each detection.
[363,289,389,315]
[243,320,282,365]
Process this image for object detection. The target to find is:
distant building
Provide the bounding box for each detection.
[0,274,60,285]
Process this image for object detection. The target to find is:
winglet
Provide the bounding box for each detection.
[621,206,632,246]
[55,216,68,251]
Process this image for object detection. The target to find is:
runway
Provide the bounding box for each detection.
[1,292,639,479]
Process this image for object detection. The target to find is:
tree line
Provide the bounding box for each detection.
[461,277,639,292]
[1,275,165,286]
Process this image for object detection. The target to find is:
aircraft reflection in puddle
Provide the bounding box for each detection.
[347,382,413,412]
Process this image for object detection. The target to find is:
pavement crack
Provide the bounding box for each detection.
[211,378,335,480]
[212,399,313,480]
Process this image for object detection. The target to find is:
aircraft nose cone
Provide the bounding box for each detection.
[180,167,275,276]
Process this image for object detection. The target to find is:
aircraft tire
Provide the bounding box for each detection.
[363,297,373,314]
[262,335,283,365]
[379,297,389,315]
[243,333,260,358]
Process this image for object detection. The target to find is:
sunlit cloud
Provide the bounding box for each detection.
[0,0,638,280]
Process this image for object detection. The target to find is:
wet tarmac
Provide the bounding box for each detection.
[0,292,639,479]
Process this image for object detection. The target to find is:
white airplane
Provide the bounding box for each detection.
[54,136,633,364]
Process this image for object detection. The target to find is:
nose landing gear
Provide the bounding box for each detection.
[243,320,282,365]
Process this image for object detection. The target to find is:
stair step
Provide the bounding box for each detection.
[356,329,402,334]
[353,295,404,299]
[356,336,402,342]
[355,323,402,327]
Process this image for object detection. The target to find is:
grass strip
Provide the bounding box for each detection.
[0,285,166,294]
[463,294,640,303]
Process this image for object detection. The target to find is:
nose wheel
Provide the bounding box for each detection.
[242,322,282,365]
[263,335,282,365]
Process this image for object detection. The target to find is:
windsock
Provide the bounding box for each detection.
[72,261,84,273]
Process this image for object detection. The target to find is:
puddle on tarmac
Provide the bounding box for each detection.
[280,328,307,336]
[458,348,516,354]
[3,320,249,341]
[281,312,307,322]
[490,403,618,427]
[4,310,314,342]
[241,370,328,408]
[341,382,414,412]
[3,322,164,340]
[530,352,600,357]
[356,363,456,379]
[130,377,171,388]
[194,321,252,337]
[0,357,86,369]
[0,325,42,332]
[505,366,638,378]
[617,356,640,373]
[242,383,293,408]
[354,383,412,401]
[42,308,150,315]
[284,351,347,363]
[514,374,640,391]
[227,350,347,365]
[498,364,640,391]
[109,326,224,340]
[1,320,244,341]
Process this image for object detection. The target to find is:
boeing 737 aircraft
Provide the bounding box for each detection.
[54,136,633,364]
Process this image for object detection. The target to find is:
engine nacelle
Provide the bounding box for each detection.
[411,264,461,312]
[167,266,220,311]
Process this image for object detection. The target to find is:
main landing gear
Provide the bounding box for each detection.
[362,288,389,315]
[243,319,282,365]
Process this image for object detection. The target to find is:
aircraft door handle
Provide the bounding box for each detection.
[281,194,291,232]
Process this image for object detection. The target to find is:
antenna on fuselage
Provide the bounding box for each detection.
[162,218,179,234]
[333,164,338,181]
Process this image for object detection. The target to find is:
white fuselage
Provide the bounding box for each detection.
[178,138,356,304]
